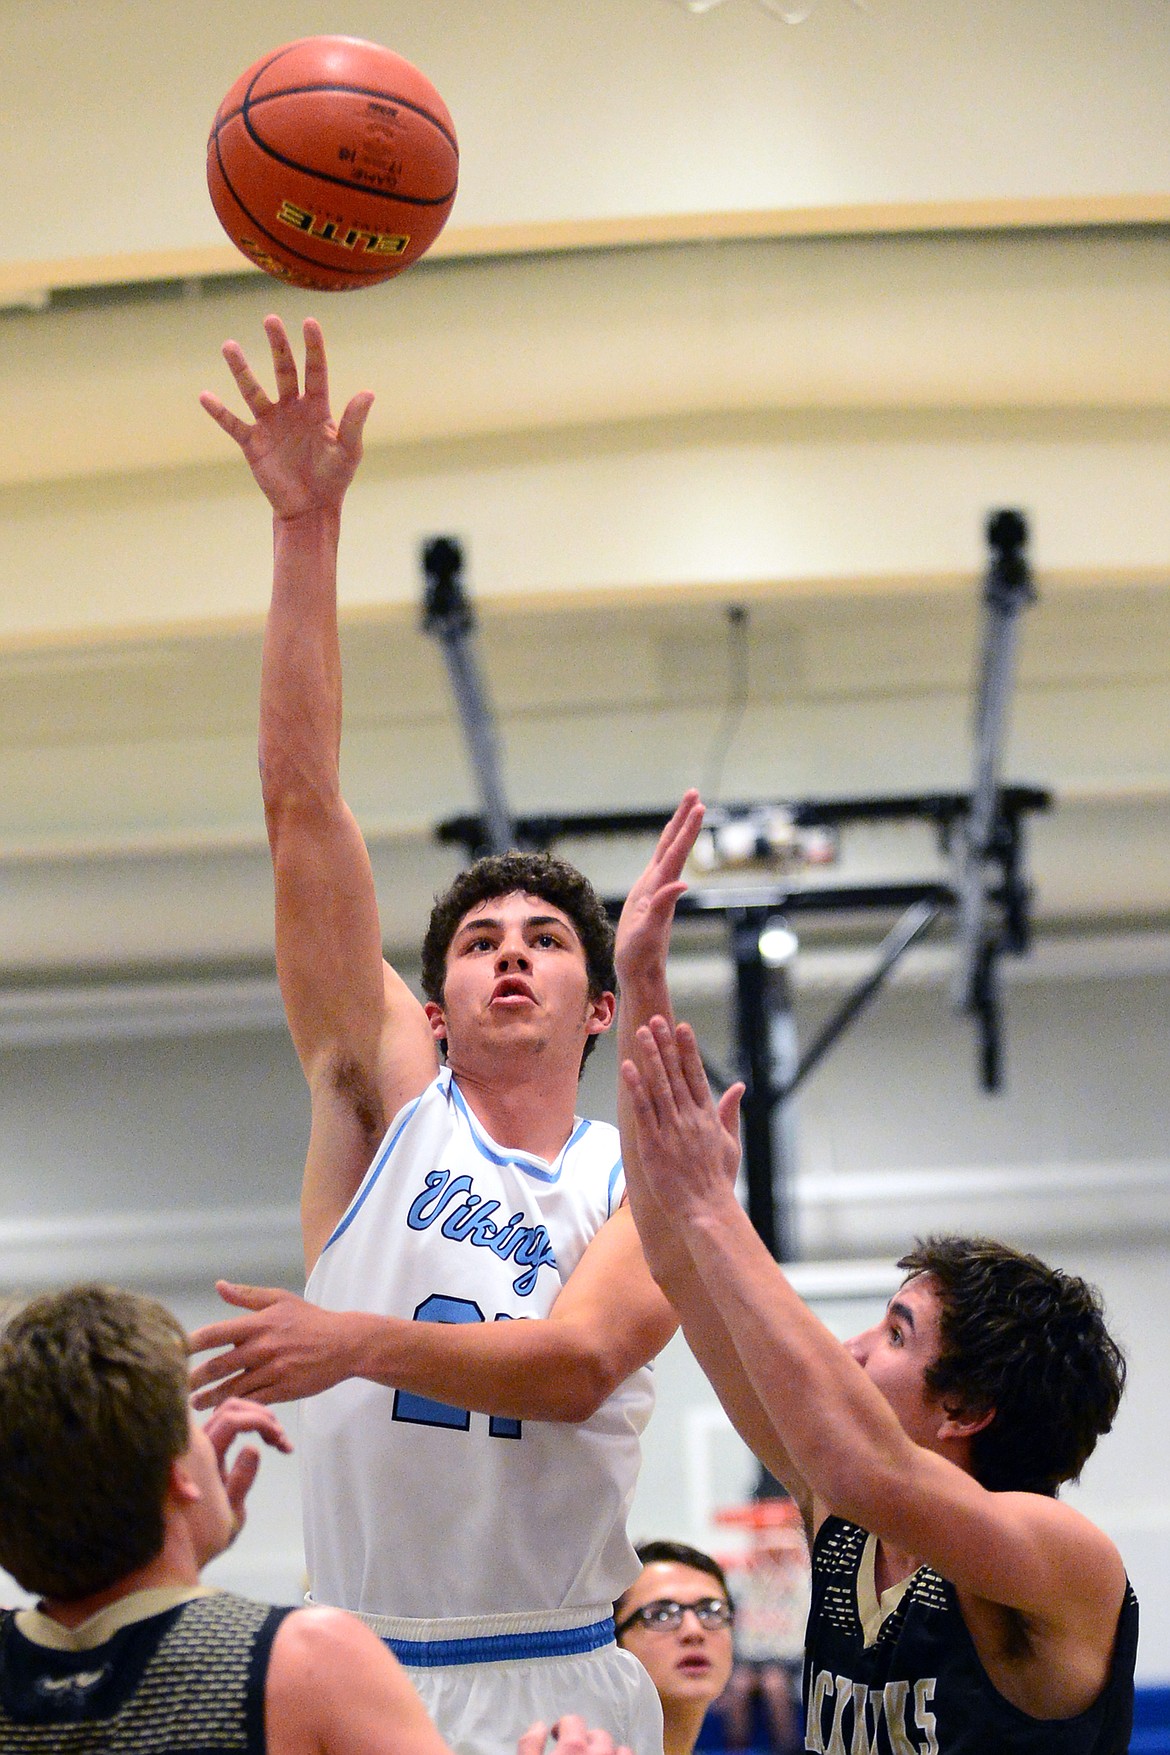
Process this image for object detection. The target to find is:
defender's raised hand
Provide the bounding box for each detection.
[621,1016,744,1224]
[199,315,374,520]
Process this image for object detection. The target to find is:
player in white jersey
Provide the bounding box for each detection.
[192,316,705,1755]
[302,1066,651,1623]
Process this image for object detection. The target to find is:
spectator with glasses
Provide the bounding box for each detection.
[614,1543,736,1755]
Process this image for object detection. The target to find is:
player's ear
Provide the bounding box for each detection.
[168,1456,202,1508]
[938,1401,995,1442]
[586,991,616,1035]
[423,1001,448,1046]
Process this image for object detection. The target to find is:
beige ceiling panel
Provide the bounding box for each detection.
[2,229,1169,489]
[1,405,1168,644]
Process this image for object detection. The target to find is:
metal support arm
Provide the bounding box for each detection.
[421,537,514,858]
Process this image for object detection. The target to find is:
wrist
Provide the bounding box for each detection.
[680,1184,745,1239]
[273,503,343,536]
[344,1310,402,1384]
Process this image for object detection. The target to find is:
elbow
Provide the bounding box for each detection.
[259,756,338,838]
[545,1351,621,1423]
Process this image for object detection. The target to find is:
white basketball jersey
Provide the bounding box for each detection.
[301,1069,654,1620]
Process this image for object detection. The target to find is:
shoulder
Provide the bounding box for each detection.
[270,1603,380,1664]
[266,1606,398,1706]
[265,1607,441,1752]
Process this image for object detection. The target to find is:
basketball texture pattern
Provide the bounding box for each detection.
[208,36,458,291]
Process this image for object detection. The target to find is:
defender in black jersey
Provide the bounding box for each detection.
[616,1015,1135,1755]
[0,1284,632,1755]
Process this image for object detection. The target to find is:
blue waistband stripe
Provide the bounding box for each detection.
[386,1615,616,1669]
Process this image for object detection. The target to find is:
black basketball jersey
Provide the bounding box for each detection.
[802,1517,1138,1755]
[0,1591,293,1754]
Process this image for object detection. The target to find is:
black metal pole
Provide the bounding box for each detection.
[730,907,789,1261]
[953,509,1035,1014]
[422,537,514,859]
[778,900,941,1101]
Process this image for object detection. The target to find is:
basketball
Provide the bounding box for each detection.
[207,36,458,292]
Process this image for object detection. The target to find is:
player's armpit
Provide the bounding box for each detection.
[265,1607,451,1755]
[300,987,440,1272]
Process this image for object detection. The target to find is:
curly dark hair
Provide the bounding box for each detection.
[898,1236,1126,1496]
[420,851,616,1068]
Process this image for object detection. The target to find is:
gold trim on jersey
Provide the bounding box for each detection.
[16,1585,217,1651]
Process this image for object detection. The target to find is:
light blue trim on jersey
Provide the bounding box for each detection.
[321,1094,426,1252]
[447,1075,592,1185]
[606,1157,624,1217]
[385,1614,615,1668]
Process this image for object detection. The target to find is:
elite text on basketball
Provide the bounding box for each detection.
[275,200,410,256]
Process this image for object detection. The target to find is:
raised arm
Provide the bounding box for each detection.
[610,797,819,1509]
[202,318,437,1261]
[616,1019,815,1523]
[622,1018,1126,1647]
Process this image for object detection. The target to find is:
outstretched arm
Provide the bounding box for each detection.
[622,1018,1127,1641]
[188,1204,675,1421]
[202,318,437,1261]
[617,1021,814,1521]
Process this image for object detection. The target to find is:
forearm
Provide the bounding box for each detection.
[340,1307,620,1423]
[661,1249,813,1523]
[682,1194,915,1522]
[259,508,345,810]
[616,969,676,1194]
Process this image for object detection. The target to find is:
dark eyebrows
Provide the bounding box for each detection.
[888,1298,916,1331]
[525,913,578,938]
[452,911,579,943]
[453,915,503,941]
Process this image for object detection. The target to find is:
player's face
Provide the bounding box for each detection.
[616,1561,735,1708]
[845,1274,950,1451]
[430,891,614,1065]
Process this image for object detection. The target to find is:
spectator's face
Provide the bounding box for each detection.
[617,1561,735,1709]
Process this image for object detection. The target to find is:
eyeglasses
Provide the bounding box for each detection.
[614,1596,735,1637]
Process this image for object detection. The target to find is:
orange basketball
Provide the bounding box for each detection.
[207,36,458,292]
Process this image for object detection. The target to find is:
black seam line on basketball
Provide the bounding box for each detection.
[220,54,458,155]
[223,117,456,209]
[215,92,459,163]
[211,43,303,140]
[237,81,458,156]
[212,135,399,281]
